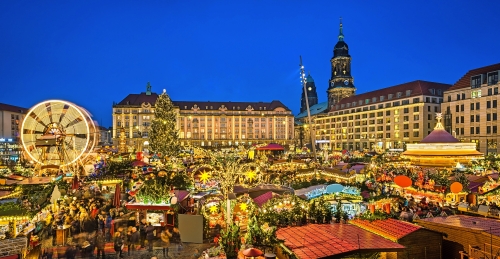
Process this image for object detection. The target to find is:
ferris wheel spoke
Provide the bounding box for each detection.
[28,112,47,128]
[45,102,54,124]
[23,129,44,135]
[65,117,83,128]
[58,104,70,123]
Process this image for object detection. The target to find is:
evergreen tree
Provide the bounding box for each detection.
[149,89,180,158]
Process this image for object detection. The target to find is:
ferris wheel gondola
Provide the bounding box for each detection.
[21,100,98,171]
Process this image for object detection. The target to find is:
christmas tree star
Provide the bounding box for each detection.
[247,171,257,181]
[239,203,248,211]
[209,206,218,214]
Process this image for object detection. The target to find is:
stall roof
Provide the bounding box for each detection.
[417,215,500,238]
[349,219,422,242]
[253,191,276,208]
[256,143,284,151]
[17,177,53,185]
[277,224,404,259]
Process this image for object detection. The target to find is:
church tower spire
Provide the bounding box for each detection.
[327,18,356,110]
[300,72,318,113]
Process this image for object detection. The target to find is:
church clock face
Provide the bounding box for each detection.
[308,87,312,91]
[344,80,349,86]
[331,81,334,87]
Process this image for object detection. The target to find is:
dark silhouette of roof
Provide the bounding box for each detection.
[0,103,27,114]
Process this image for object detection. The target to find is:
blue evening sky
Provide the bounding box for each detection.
[1,1,499,127]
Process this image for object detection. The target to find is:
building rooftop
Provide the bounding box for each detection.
[330,80,451,113]
[447,63,500,91]
[418,215,500,238]
[349,218,422,242]
[0,103,27,114]
[115,92,291,112]
[296,101,328,119]
[276,224,404,259]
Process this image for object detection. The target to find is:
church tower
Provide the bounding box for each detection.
[300,73,318,113]
[327,19,356,109]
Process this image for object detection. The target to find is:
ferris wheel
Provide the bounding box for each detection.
[20,100,98,170]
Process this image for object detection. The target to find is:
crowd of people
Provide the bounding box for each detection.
[39,183,183,259]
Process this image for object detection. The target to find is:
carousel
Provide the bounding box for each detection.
[402,113,483,167]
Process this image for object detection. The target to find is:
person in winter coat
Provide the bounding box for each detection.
[138,219,147,248]
[113,232,124,258]
[129,227,140,255]
[160,228,172,258]
[95,231,106,259]
[171,227,182,257]
[145,223,156,252]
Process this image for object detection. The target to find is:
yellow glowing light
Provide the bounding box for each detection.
[200,172,210,184]
[239,203,247,211]
[209,206,218,214]
[247,171,256,181]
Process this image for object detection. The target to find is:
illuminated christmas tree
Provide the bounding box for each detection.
[149,89,180,159]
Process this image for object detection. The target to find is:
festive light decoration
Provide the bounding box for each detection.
[239,203,248,212]
[200,171,210,184]
[450,182,463,193]
[394,175,412,188]
[149,87,181,158]
[209,205,218,214]
[247,171,257,181]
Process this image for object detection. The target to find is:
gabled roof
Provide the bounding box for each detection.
[330,80,451,112]
[349,219,422,242]
[0,103,27,114]
[418,215,500,238]
[252,191,274,208]
[114,92,291,111]
[447,63,500,91]
[296,101,328,119]
[277,224,404,259]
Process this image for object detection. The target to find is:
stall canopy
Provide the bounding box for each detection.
[256,143,284,151]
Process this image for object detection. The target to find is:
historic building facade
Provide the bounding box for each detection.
[441,63,500,154]
[0,103,26,167]
[112,83,294,151]
[315,81,450,151]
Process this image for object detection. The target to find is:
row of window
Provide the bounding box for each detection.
[454,113,498,124]
[454,126,498,135]
[332,132,420,140]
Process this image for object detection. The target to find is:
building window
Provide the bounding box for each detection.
[487,101,491,108]
[487,71,498,85]
[470,103,475,110]
[413,106,419,112]
[456,117,459,123]
[413,123,419,129]
[476,114,480,122]
[413,131,419,137]
[461,104,464,111]
[494,100,498,108]
[476,127,480,134]
[470,115,474,123]
[494,126,498,134]
[461,116,464,123]
[495,87,499,95]
[487,114,491,121]
[447,95,451,102]
[470,127,474,134]
[455,105,459,112]
[471,90,481,98]
[462,93,465,99]
[471,75,482,89]
[406,90,412,96]
[494,113,498,121]
[456,94,460,100]
[487,126,491,134]
[414,115,419,120]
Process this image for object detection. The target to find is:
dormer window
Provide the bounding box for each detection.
[429,89,435,95]
[396,92,402,98]
[365,99,370,104]
[388,94,393,100]
[471,75,483,89]
[372,97,377,102]
[352,102,356,107]
[358,100,362,105]
[380,96,384,101]
[488,71,499,86]
[437,89,442,95]
[406,90,412,96]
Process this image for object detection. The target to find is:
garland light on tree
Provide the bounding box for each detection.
[149,88,180,159]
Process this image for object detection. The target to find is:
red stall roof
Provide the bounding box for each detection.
[276,224,404,259]
[349,219,422,242]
